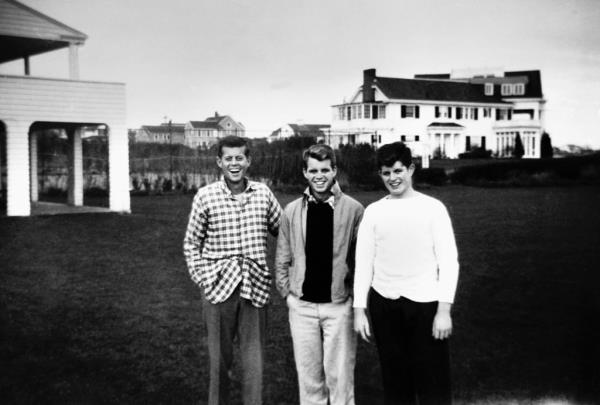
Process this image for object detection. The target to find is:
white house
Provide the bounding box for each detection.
[268,123,331,143]
[0,0,129,216]
[184,112,245,149]
[135,123,186,144]
[329,68,546,159]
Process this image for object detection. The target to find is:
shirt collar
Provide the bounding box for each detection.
[218,177,254,196]
[303,181,341,209]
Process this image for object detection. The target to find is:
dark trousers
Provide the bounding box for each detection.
[368,288,452,405]
[203,290,266,405]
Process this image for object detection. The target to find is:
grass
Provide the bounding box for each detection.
[1,185,600,404]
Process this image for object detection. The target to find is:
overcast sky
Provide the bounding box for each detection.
[3,0,600,148]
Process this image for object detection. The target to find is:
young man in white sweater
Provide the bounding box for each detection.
[353,142,459,405]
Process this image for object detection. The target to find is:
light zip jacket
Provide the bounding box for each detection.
[275,182,364,303]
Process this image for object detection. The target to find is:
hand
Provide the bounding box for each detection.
[354,308,372,342]
[432,310,452,340]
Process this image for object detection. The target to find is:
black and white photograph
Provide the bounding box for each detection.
[1,0,599,403]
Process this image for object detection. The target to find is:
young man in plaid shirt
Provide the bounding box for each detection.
[183,135,282,405]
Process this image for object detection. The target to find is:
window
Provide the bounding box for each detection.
[401,105,419,118]
[346,106,351,121]
[364,104,371,119]
[483,107,491,118]
[351,105,357,120]
[501,83,513,96]
[485,83,494,96]
[514,83,525,95]
[379,105,386,119]
[401,135,406,142]
[496,109,512,120]
[456,107,463,119]
[415,135,420,142]
[468,107,478,120]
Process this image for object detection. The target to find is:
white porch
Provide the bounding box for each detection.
[1,75,129,216]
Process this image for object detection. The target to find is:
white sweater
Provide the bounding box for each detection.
[353,192,459,308]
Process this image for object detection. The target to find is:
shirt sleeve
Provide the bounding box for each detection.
[353,205,375,308]
[266,189,283,237]
[183,192,208,286]
[432,202,459,303]
[274,209,292,298]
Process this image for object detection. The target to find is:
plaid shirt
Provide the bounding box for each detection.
[183,179,282,308]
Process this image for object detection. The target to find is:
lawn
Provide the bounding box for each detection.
[1,185,599,404]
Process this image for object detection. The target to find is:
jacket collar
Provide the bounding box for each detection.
[303,181,342,209]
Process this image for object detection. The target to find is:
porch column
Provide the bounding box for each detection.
[69,43,80,80]
[5,120,31,216]
[30,131,38,202]
[67,127,83,206]
[107,124,131,213]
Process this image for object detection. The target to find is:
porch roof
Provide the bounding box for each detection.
[0,0,87,63]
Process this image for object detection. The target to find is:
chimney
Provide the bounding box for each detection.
[363,68,376,102]
[215,111,219,118]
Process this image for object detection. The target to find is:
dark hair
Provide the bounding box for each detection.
[376,142,412,169]
[217,135,250,157]
[302,144,337,169]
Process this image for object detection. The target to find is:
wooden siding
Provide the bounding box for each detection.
[1,75,128,216]
[0,75,125,123]
[0,0,86,41]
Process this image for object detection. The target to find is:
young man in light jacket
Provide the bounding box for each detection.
[276,144,364,405]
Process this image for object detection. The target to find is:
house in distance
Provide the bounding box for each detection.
[329,68,546,159]
[268,123,331,143]
[132,112,245,150]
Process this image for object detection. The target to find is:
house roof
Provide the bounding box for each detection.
[189,114,244,130]
[141,124,185,134]
[415,70,543,99]
[289,124,330,134]
[373,76,507,104]
[0,0,88,63]
[504,70,543,98]
[269,124,330,138]
[427,122,465,128]
[189,121,221,129]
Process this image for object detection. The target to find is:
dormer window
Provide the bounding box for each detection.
[501,83,513,96]
[514,83,525,95]
[485,83,494,96]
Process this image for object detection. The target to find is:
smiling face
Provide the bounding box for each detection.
[303,157,337,200]
[379,160,415,198]
[217,146,251,190]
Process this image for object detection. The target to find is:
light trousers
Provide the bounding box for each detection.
[203,291,266,405]
[287,294,356,405]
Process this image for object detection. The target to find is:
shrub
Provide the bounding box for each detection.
[459,147,492,159]
[541,132,554,158]
[414,167,448,186]
[450,153,600,186]
[513,133,525,159]
[84,187,108,197]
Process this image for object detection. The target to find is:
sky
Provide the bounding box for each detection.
[2,0,600,148]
